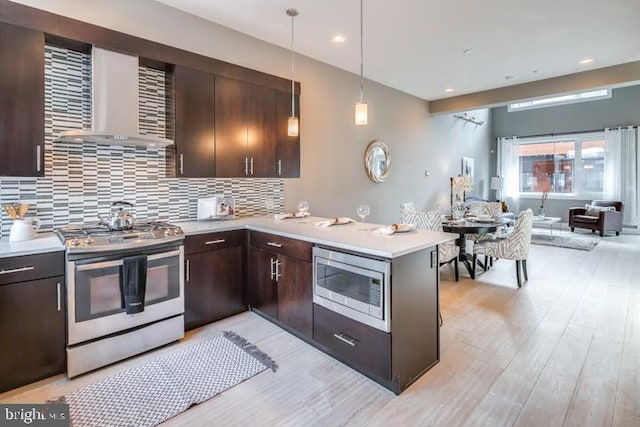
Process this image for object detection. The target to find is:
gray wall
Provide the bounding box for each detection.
[492,85,640,137]
[11,0,492,225]
[491,85,640,221]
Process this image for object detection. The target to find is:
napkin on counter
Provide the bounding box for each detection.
[314,217,355,227]
[274,212,311,220]
[373,223,415,235]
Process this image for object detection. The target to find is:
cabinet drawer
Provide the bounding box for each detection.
[0,252,64,286]
[313,304,391,380]
[250,231,312,262]
[185,230,245,254]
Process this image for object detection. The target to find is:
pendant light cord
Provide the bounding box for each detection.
[359,0,364,103]
[290,11,296,117]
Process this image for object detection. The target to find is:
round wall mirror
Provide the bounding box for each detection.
[364,140,391,183]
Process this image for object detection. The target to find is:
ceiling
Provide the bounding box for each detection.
[154,0,640,101]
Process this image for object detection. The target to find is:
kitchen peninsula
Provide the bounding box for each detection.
[0,217,453,394]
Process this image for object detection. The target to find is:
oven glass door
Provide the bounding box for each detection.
[73,249,181,322]
[314,258,384,318]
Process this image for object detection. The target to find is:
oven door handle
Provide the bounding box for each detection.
[148,249,182,262]
[75,259,123,271]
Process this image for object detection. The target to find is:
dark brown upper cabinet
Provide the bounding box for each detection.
[173,65,216,178]
[0,23,44,177]
[275,90,301,178]
[215,75,276,177]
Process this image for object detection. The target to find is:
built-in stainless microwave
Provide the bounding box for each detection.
[313,247,391,332]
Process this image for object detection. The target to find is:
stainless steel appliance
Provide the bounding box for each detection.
[57,221,185,377]
[197,196,236,220]
[313,247,391,332]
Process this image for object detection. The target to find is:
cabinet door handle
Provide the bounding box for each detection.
[250,157,254,175]
[179,154,184,175]
[205,239,225,245]
[270,257,276,281]
[185,259,190,283]
[56,282,61,312]
[333,333,357,347]
[244,157,249,175]
[0,266,35,275]
[36,144,42,172]
[275,260,281,282]
[277,159,282,176]
[267,242,283,248]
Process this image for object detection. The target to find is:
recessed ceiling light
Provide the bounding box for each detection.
[331,35,346,44]
[444,88,455,93]
[579,58,594,65]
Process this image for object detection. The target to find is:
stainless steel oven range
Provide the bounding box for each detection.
[57,221,185,377]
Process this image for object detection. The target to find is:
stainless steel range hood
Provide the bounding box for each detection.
[56,47,173,147]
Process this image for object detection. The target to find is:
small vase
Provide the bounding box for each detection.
[452,195,465,220]
[538,206,546,219]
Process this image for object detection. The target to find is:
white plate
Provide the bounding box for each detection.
[468,217,495,223]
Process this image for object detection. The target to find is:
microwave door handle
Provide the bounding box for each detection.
[317,258,385,282]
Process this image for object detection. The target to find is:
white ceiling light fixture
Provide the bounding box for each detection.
[332,35,346,43]
[354,0,368,126]
[286,8,299,137]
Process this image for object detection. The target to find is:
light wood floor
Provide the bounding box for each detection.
[2,232,639,426]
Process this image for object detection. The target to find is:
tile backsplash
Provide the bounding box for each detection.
[0,45,283,238]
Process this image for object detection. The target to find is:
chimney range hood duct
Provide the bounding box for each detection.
[56,47,173,147]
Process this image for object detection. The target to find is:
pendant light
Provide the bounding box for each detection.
[286,8,299,137]
[355,0,367,125]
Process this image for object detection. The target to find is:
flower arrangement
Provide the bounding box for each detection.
[452,175,473,198]
[540,191,549,207]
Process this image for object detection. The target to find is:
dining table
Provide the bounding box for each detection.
[442,218,506,279]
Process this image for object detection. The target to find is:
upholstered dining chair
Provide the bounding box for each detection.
[472,209,533,288]
[466,201,504,243]
[400,205,459,282]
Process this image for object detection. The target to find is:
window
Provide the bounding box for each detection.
[515,132,605,198]
[508,89,611,112]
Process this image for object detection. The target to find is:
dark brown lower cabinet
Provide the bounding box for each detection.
[313,304,391,381]
[312,246,440,395]
[0,276,65,393]
[249,231,313,339]
[249,247,278,320]
[276,255,312,337]
[184,231,246,331]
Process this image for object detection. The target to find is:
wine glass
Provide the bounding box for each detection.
[264,198,275,217]
[357,204,370,223]
[297,200,309,216]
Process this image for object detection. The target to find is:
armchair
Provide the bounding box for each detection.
[568,200,623,237]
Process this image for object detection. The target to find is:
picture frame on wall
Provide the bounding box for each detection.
[462,157,475,182]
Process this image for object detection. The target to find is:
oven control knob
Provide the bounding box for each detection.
[164,228,173,237]
[69,238,80,247]
[84,235,95,246]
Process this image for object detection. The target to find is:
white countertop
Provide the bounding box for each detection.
[177,216,455,258]
[0,233,65,258]
[0,217,455,259]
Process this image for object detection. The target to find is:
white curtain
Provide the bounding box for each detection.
[497,136,520,213]
[604,126,638,227]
